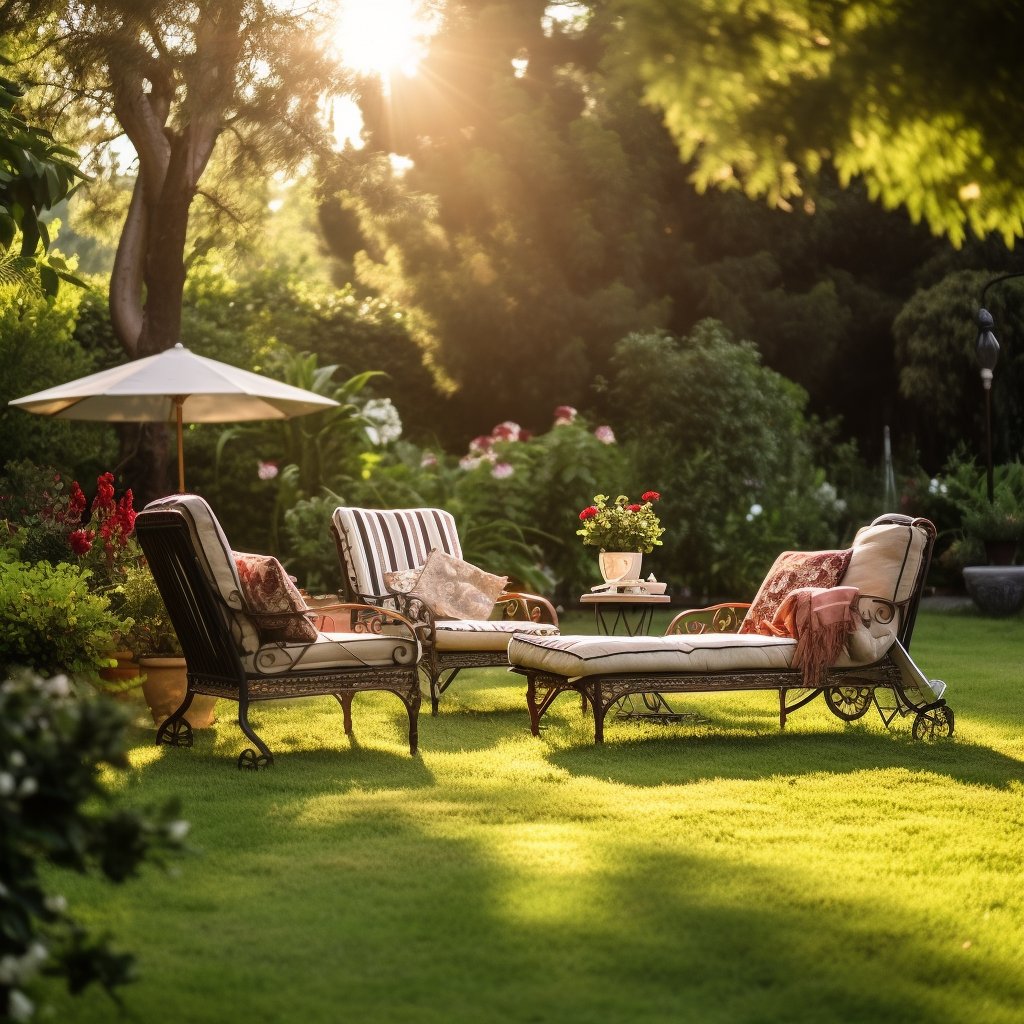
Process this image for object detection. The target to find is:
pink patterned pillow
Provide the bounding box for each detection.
[234,552,318,644]
[739,549,853,635]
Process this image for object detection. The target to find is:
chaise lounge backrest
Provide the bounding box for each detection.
[839,514,933,651]
[331,506,464,605]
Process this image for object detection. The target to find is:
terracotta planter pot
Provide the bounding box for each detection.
[97,650,144,697]
[138,657,218,728]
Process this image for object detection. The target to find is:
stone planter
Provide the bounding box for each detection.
[138,656,218,728]
[962,565,1024,617]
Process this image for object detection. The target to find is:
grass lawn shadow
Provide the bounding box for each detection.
[546,728,1024,790]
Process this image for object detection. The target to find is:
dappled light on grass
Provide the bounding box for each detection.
[39,611,1024,1023]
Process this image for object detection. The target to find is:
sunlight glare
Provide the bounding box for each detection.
[332,0,435,78]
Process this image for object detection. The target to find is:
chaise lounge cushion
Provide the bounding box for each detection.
[244,631,419,676]
[508,631,797,678]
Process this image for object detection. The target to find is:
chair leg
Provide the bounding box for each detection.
[334,692,354,735]
[403,688,421,755]
[236,697,274,770]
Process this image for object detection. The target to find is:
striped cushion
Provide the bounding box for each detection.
[332,506,463,602]
[143,494,261,654]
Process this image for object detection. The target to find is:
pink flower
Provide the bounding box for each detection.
[420,451,438,469]
[459,455,482,471]
[490,421,521,442]
[257,460,279,480]
[491,461,514,480]
[594,425,616,445]
[642,491,660,502]
[553,405,577,426]
[469,435,494,455]
[579,506,598,521]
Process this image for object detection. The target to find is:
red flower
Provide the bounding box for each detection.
[627,504,641,512]
[641,491,660,502]
[68,528,95,555]
[579,506,598,521]
[68,481,87,519]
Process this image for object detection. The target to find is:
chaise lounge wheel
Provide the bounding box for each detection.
[912,705,954,740]
[824,685,872,721]
[156,717,193,748]
[237,748,273,770]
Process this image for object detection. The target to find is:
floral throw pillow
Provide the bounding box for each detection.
[233,551,318,644]
[385,549,508,620]
[739,549,853,635]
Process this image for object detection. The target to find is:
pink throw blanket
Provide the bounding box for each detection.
[762,586,860,688]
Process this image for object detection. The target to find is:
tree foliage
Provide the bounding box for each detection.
[608,0,1024,247]
[0,60,85,294]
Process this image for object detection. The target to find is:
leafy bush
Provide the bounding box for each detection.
[0,558,128,683]
[0,668,187,1020]
[608,322,848,599]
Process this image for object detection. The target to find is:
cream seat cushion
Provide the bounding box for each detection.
[245,631,418,676]
[436,619,558,652]
[507,631,797,679]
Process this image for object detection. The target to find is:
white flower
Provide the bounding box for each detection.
[594,425,616,445]
[167,819,191,842]
[8,989,34,1022]
[746,503,763,523]
[18,777,37,797]
[8,751,24,768]
[257,460,279,481]
[44,674,70,698]
[44,895,67,915]
[0,956,18,984]
[459,455,482,471]
[419,451,438,469]
[363,398,402,445]
[491,461,514,480]
[0,773,14,797]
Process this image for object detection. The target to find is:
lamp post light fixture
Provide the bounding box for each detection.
[975,306,1000,504]
[975,271,1024,504]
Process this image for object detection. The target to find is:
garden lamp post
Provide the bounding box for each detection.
[975,272,1024,503]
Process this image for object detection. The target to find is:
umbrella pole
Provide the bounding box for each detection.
[175,396,185,492]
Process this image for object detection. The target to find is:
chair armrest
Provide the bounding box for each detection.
[497,591,559,627]
[851,593,899,629]
[666,602,751,635]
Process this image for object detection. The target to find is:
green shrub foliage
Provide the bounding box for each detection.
[0,668,187,1020]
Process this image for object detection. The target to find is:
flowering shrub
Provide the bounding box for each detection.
[577,492,665,553]
[65,473,139,586]
[0,668,187,1021]
[0,464,139,587]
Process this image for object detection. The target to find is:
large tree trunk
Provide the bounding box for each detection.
[104,3,243,501]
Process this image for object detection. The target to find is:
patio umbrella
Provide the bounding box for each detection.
[10,343,340,492]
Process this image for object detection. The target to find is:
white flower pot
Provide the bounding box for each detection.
[598,551,642,584]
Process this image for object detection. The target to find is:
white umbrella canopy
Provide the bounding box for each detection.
[10,343,340,492]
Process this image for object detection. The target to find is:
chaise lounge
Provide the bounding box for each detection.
[508,514,954,743]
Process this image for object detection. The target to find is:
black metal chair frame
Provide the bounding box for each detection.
[512,516,954,744]
[136,509,421,769]
[330,517,558,715]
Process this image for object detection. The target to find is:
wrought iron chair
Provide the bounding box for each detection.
[509,515,954,743]
[331,505,559,714]
[135,495,422,769]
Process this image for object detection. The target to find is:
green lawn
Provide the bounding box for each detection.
[45,608,1024,1024]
